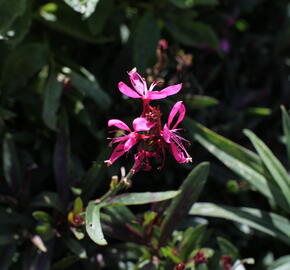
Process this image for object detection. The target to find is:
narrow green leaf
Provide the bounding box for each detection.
[217,237,239,260]
[81,149,108,202]
[63,237,87,259]
[42,72,63,130]
[184,118,290,213]
[87,0,114,35]
[85,201,107,246]
[194,0,219,5]
[73,197,83,215]
[105,191,180,206]
[133,11,160,73]
[159,162,209,246]
[0,0,26,34]
[185,95,219,109]
[268,255,290,270]
[1,43,48,92]
[52,256,79,270]
[281,106,290,165]
[38,2,108,43]
[168,0,194,9]
[70,71,111,110]
[179,224,207,260]
[30,191,65,213]
[0,244,16,270]
[2,133,22,191]
[166,20,220,52]
[190,203,290,246]
[244,129,290,207]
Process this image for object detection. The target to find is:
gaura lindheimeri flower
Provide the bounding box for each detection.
[104,117,152,166]
[163,101,192,163]
[105,68,191,171]
[118,68,182,101]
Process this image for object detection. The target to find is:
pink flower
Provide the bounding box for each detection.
[163,101,192,163]
[118,68,182,101]
[105,117,152,166]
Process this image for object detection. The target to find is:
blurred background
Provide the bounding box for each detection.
[1,0,290,269]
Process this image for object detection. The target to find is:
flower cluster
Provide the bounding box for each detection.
[105,68,192,172]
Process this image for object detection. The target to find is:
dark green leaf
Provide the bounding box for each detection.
[159,162,209,246]
[81,150,108,202]
[166,20,220,52]
[185,95,219,109]
[42,72,63,130]
[179,224,207,260]
[52,256,79,270]
[63,237,87,259]
[0,0,26,34]
[38,2,108,43]
[30,192,65,213]
[87,0,114,35]
[0,244,16,270]
[217,237,239,260]
[3,133,22,191]
[1,43,48,93]
[70,71,111,110]
[133,11,160,73]
[168,0,194,8]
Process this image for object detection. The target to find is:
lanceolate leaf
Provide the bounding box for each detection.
[281,106,290,165]
[42,71,63,131]
[85,202,107,246]
[244,129,290,207]
[2,133,22,191]
[133,11,160,73]
[184,118,290,213]
[0,0,26,34]
[105,191,180,206]
[190,203,290,246]
[70,71,111,110]
[159,162,209,246]
[86,191,179,245]
[268,255,290,270]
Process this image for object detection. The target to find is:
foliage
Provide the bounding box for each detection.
[1,0,290,269]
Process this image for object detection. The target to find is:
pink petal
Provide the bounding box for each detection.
[133,117,152,132]
[124,134,138,152]
[147,83,182,100]
[105,143,126,166]
[128,68,147,95]
[118,82,141,98]
[108,119,131,132]
[163,124,171,143]
[168,101,185,129]
[170,143,187,163]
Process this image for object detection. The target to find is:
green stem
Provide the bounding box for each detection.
[99,168,135,202]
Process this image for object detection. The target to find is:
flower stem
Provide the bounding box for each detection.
[99,168,135,202]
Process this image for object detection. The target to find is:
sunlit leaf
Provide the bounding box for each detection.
[190,203,290,246]
[105,191,180,206]
[281,106,290,165]
[184,118,290,213]
[85,202,107,245]
[244,129,290,207]
[64,0,100,18]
